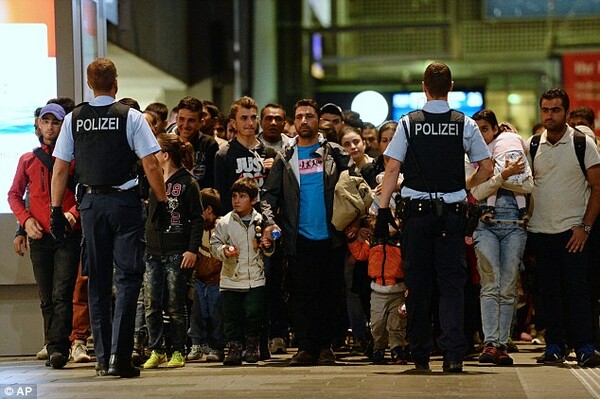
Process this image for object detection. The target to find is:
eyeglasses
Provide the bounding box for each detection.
[40,119,62,127]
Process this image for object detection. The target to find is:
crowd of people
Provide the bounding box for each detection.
[8,58,600,378]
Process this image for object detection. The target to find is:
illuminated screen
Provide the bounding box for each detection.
[0,0,57,213]
[391,91,484,121]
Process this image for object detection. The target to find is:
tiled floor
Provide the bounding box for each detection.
[1,343,599,399]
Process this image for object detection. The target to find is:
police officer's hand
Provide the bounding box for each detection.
[373,208,396,239]
[50,206,72,242]
[152,201,171,232]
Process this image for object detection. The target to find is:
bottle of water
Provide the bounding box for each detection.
[270,228,281,240]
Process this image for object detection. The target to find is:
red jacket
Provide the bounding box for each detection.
[8,143,79,234]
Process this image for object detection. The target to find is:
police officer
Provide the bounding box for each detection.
[375,61,493,373]
[50,57,169,378]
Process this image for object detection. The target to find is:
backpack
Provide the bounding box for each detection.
[529,129,587,178]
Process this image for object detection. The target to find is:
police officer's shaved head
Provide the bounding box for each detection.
[87,57,117,93]
[423,61,452,99]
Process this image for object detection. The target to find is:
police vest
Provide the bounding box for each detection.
[72,102,137,186]
[403,109,465,193]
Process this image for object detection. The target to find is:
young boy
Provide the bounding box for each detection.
[210,177,274,365]
[188,188,226,362]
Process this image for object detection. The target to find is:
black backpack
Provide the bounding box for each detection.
[529,129,587,178]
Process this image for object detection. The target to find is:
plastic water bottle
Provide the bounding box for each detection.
[270,228,281,240]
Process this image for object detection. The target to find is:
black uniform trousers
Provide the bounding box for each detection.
[79,190,146,365]
[401,208,468,364]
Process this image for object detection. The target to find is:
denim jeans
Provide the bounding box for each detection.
[29,232,81,356]
[188,280,224,350]
[473,192,526,346]
[144,253,192,353]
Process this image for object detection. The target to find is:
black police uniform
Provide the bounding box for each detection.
[400,109,468,367]
[72,102,145,370]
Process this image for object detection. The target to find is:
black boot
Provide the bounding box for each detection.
[245,338,259,363]
[107,354,140,378]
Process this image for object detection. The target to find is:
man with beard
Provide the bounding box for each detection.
[527,88,600,367]
[261,99,349,366]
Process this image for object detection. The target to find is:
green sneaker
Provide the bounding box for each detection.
[143,350,167,369]
[167,351,185,368]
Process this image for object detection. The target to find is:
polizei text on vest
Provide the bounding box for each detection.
[414,123,459,136]
[76,117,120,132]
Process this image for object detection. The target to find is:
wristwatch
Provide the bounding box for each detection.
[578,223,592,234]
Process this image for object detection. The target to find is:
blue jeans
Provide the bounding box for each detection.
[144,253,192,353]
[473,192,526,346]
[188,280,224,350]
[29,232,81,356]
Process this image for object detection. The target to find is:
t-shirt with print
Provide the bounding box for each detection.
[297,143,329,240]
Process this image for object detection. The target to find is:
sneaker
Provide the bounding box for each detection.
[36,345,48,360]
[187,344,204,361]
[390,346,408,365]
[289,350,317,366]
[577,344,600,368]
[71,341,91,363]
[167,351,185,368]
[244,338,259,363]
[317,348,336,365]
[479,343,499,364]
[506,338,519,353]
[205,349,224,362]
[372,348,387,364]
[49,352,68,369]
[143,350,167,369]
[497,345,514,366]
[269,337,287,354]
[537,343,565,364]
[223,341,243,366]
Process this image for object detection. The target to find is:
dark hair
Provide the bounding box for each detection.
[87,57,117,93]
[229,96,258,120]
[145,102,169,122]
[34,107,42,118]
[231,177,259,200]
[293,98,319,117]
[531,122,544,135]
[202,100,221,118]
[177,96,203,116]
[423,61,452,98]
[260,103,286,120]
[47,97,76,114]
[539,88,570,112]
[156,133,194,170]
[377,120,398,143]
[118,97,141,111]
[569,106,594,127]
[343,110,364,130]
[472,109,499,130]
[200,188,222,216]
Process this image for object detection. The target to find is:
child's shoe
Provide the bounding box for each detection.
[479,205,495,224]
[223,341,243,365]
[143,350,167,369]
[390,346,408,365]
[244,338,259,363]
[167,351,185,368]
[372,348,387,364]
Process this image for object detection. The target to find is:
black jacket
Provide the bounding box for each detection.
[145,168,204,256]
[261,137,349,256]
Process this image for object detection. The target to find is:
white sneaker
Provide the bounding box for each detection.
[269,337,287,354]
[71,341,91,363]
[36,345,48,360]
[205,349,224,362]
[187,345,204,361]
